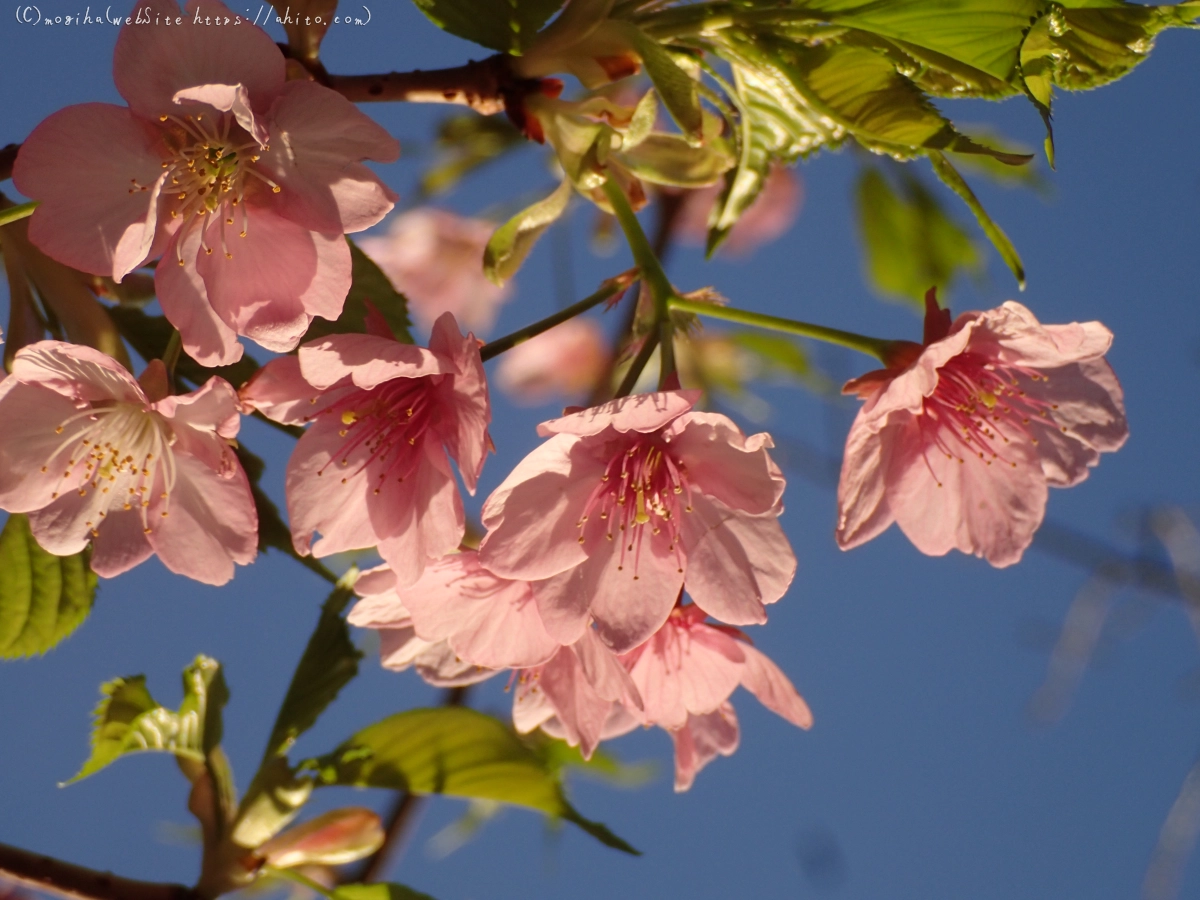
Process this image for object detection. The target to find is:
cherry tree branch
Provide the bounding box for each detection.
[0,843,199,900]
[319,56,514,113]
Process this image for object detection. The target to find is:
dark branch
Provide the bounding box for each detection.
[326,57,512,113]
[0,843,199,900]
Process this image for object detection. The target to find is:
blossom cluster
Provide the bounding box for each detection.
[0,0,1129,790]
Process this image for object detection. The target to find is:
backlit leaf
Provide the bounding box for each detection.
[484,179,573,286]
[302,239,412,344]
[0,514,96,659]
[410,0,566,53]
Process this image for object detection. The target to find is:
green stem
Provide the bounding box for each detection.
[668,297,896,361]
[0,200,37,228]
[614,330,660,399]
[161,329,183,377]
[601,180,678,389]
[263,866,337,899]
[480,270,636,362]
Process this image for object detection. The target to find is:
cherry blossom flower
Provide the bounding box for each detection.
[478,390,795,652]
[837,291,1128,566]
[347,564,496,687]
[12,0,399,366]
[621,603,811,790]
[0,341,257,584]
[240,312,491,586]
[673,164,802,256]
[511,629,643,760]
[358,209,511,335]
[347,551,559,671]
[494,318,610,406]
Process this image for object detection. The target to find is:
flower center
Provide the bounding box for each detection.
[921,351,1062,481]
[577,438,691,577]
[134,111,281,262]
[315,378,439,490]
[42,402,177,535]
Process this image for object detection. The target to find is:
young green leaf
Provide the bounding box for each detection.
[928,150,1025,290]
[616,23,703,141]
[302,239,412,344]
[66,655,227,784]
[483,179,573,286]
[301,706,639,854]
[0,514,97,659]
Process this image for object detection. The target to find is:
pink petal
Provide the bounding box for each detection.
[428,313,491,493]
[286,421,383,557]
[573,627,643,710]
[11,340,143,404]
[156,228,243,366]
[113,0,284,120]
[173,83,269,146]
[670,704,739,792]
[835,416,899,551]
[375,450,465,587]
[668,412,784,514]
[478,434,596,580]
[155,375,241,440]
[240,355,335,426]
[887,418,1048,567]
[679,495,794,625]
[13,103,165,280]
[258,80,399,234]
[530,568,592,645]
[537,390,701,437]
[738,643,813,729]
[980,301,1114,368]
[401,552,559,669]
[196,208,350,352]
[627,622,743,730]
[347,595,410,631]
[538,646,619,759]
[1026,359,1128,486]
[148,452,257,585]
[90,506,155,578]
[584,532,685,653]
[298,333,449,391]
[0,381,91,512]
[25,479,111,557]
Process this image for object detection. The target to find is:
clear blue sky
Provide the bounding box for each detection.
[2,4,1200,900]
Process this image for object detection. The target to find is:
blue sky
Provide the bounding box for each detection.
[2,4,1200,899]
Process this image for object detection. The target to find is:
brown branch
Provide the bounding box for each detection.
[0,843,199,900]
[0,144,19,183]
[340,687,471,885]
[325,57,512,113]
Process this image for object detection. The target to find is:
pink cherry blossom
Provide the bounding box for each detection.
[837,291,1128,567]
[240,312,491,586]
[358,208,511,335]
[478,390,795,653]
[674,164,802,256]
[0,341,257,584]
[511,629,643,760]
[347,551,559,671]
[621,603,812,790]
[347,564,496,687]
[12,0,399,366]
[494,318,610,406]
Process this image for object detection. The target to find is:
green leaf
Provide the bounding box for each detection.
[483,179,573,286]
[409,0,566,53]
[301,707,639,854]
[1019,1,1200,163]
[618,133,735,188]
[0,514,97,659]
[928,150,1025,289]
[262,580,361,762]
[616,23,703,141]
[303,239,412,344]
[334,884,438,900]
[67,655,227,784]
[231,757,314,849]
[855,167,981,305]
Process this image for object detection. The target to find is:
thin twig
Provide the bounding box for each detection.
[326,58,511,112]
[0,843,198,900]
